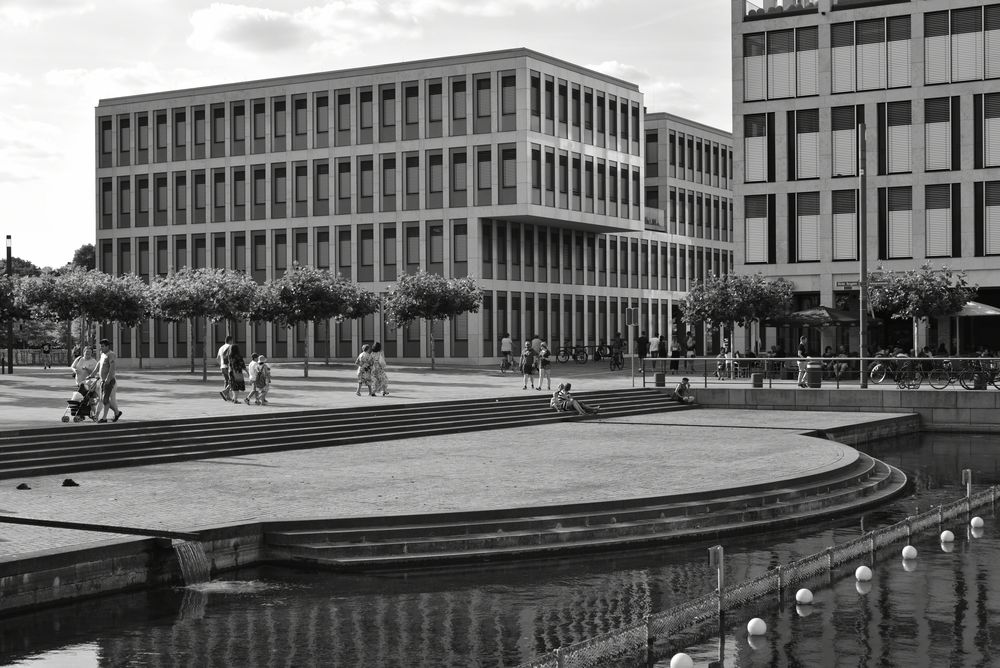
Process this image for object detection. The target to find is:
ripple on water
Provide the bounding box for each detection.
[181,580,295,595]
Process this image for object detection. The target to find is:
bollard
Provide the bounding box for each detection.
[963,469,972,498]
[709,545,725,614]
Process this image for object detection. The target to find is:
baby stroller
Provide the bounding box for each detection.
[62,378,99,423]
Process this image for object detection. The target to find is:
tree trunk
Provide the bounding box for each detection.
[304,321,310,378]
[427,319,436,370]
[189,317,196,374]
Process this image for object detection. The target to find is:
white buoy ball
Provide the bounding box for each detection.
[971,527,985,539]
[855,581,872,595]
[940,530,955,543]
[795,588,813,604]
[971,516,984,529]
[747,618,767,636]
[796,604,814,618]
[902,545,918,560]
[669,654,694,668]
[941,542,955,554]
[855,565,873,581]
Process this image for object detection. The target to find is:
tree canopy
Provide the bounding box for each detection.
[71,244,96,271]
[383,272,483,326]
[681,273,793,328]
[867,263,976,321]
[269,266,379,325]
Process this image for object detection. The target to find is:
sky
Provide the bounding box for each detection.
[0,0,732,269]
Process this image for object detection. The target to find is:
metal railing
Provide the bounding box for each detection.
[519,475,998,668]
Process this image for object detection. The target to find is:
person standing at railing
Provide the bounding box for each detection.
[796,335,809,388]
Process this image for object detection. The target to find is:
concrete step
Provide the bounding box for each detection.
[264,456,906,568]
[0,389,692,480]
[274,464,906,569]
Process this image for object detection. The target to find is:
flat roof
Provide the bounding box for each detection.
[98,47,640,107]
[645,111,731,138]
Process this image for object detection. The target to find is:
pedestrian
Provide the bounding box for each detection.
[558,382,600,415]
[537,342,552,390]
[656,334,667,367]
[228,342,247,404]
[669,335,681,372]
[90,338,122,423]
[245,353,261,405]
[216,335,233,402]
[256,355,272,404]
[40,342,52,369]
[355,344,374,396]
[637,330,649,366]
[530,333,541,354]
[797,335,809,387]
[684,332,697,370]
[70,345,97,394]
[371,341,389,396]
[671,377,695,404]
[500,332,513,368]
[519,341,538,390]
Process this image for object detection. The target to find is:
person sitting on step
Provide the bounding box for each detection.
[671,377,695,404]
[556,382,600,415]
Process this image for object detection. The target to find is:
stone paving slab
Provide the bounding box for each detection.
[0,409,904,561]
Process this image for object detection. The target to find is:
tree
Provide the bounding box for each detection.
[681,273,793,348]
[268,266,379,375]
[71,244,96,270]
[0,256,42,277]
[0,274,29,324]
[150,268,218,372]
[867,263,976,352]
[383,272,483,369]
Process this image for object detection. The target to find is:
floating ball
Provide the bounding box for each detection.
[902,559,917,572]
[795,588,813,604]
[747,618,767,636]
[796,604,814,618]
[940,530,955,543]
[941,542,955,553]
[971,516,984,529]
[971,527,985,539]
[855,581,872,595]
[669,654,694,668]
[855,565,873,581]
[901,545,918,560]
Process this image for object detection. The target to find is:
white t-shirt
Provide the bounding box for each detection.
[247,360,259,382]
[71,356,97,384]
[217,343,231,369]
[500,337,513,353]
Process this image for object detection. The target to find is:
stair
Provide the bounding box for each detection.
[264,453,906,570]
[0,388,691,480]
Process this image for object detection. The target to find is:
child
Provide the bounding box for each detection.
[537,342,552,391]
[244,353,260,405]
[252,355,271,405]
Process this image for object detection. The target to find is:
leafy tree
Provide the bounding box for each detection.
[681,273,793,332]
[268,266,379,374]
[0,256,42,277]
[0,274,29,324]
[71,244,96,270]
[383,272,483,369]
[867,263,976,352]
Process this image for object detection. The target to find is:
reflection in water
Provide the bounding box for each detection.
[2,432,1000,667]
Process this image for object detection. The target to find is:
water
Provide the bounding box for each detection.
[1,432,998,667]
[171,540,211,585]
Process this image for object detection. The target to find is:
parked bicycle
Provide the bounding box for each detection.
[609,350,624,371]
[557,344,589,364]
[499,353,515,374]
[894,359,924,389]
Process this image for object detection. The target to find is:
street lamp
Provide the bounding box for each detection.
[6,235,12,375]
[858,126,868,389]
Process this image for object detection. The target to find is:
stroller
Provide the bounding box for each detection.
[62,377,99,423]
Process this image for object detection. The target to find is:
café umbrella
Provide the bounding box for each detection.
[954,301,1000,353]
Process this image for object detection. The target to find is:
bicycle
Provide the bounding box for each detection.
[868,357,903,384]
[928,360,960,389]
[609,350,624,371]
[557,345,589,364]
[499,353,514,374]
[894,360,923,390]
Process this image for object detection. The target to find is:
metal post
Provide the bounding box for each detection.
[858,124,868,389]
[963,469,972,499]
[709,545,725,615]
[5,235,12,375]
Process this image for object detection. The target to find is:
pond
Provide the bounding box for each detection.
[2,432,997,667]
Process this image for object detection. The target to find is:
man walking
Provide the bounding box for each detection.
[91,338,122,423]
[796,335,809,388]
[636,331,649,366]
[217,335,233,402]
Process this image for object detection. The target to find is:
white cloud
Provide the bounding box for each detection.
[0,0,94,27]
[387,0,602,19]
[0,72,29,89]
[0,111,64,183]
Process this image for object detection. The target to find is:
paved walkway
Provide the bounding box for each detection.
[0,363,909,564]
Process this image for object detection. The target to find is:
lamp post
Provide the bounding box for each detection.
[858,125,868,389]
[6,235,12,375]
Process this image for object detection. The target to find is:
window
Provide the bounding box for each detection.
[795,192,820,262]
[383,157,396,196]
[886,101,912,174]
[381,86,396,126]
[359,89,373,128]
[253,102,265,140]
[767,30,794,99]
[745,195,768,263]
[253,169,265,205]
[795,109,819,179]
[405,155,419,195]
[501,148,516,189]
[452,151,467,191]
[501,75,515,117]
[315,95,328,137]
[832,106,857,177]
[988,5,1000,79]
[452,79,466,120]
[888,15,911,88]
[857,19,887,91]
[476,77,490,118]
[983,92,1000,167]
[925,97,952,171]
[983,181,1000,255]
[429,153,443,193]
[797,26,818,96]
[925,11,951,85]
[953,7,984,82]
[887,186,913,258]
[477,149,491,189]
[337,92,350,131]
[428,82,443,122]
[272,98,286,138]
[832,22,856,93]
[744,114,768,182]
[926,184,954,257]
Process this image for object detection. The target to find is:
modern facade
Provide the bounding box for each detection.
[95,48,732,365]
[733,0,1000,353]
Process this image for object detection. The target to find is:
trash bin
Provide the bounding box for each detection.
[973,373,988,390]
[655,372,666,387]
[751,372,764,388]
[805,360,823,388]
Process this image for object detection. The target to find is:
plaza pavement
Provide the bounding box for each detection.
[0,361,906,564]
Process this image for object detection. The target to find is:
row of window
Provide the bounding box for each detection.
[743,92,1000,183]
[97,70,642,168]
[657,189,734,243]
[743,5,1000,101]
[744,181,1000,264]
[97,146,644,230]
[647,130,734,187]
